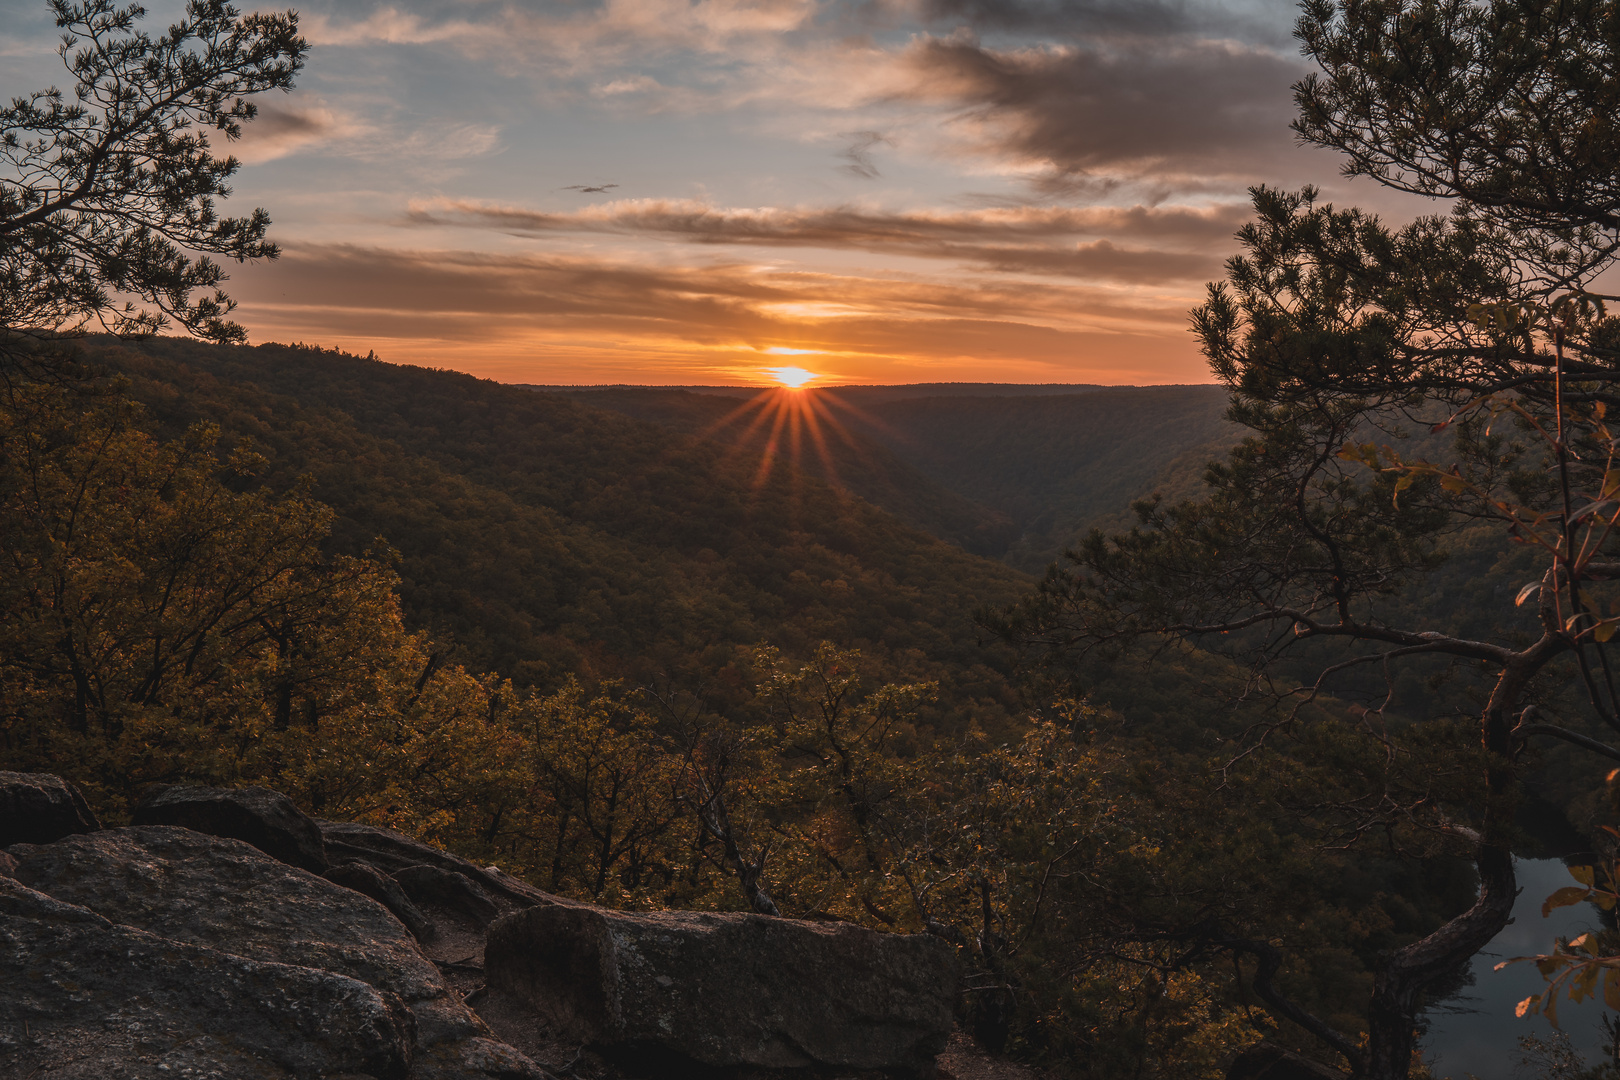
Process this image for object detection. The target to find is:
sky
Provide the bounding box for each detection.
[2,0,1415,386]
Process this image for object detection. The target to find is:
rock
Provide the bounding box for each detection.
[1227,1043,1348,1080]
[0,771,100,846]
[410,1037,555,1080]
[0,851,15,879]
[11,826,550,1079]
[396,864,501,927]
[133,784,329,873]
[485,900,959,1076]
[328,860,438,942]
[933,1031,1048,1080]
[0,874,413,1079]
[321,819,549,908]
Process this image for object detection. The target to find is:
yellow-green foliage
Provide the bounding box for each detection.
[0,378,519,832]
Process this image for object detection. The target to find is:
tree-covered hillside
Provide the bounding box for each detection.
[849,386,1237,569]
[546,386,1023,556]
[565,383,1239,570]
[80,337,1033,736]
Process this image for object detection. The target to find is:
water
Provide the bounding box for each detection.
[1423,858,1614,1078]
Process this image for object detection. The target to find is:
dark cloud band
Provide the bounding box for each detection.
[898,32,1305,187]
[405,198,1247,282]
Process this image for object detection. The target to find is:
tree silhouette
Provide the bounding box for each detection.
[0,0,306,353]
[995,1,1620,1075]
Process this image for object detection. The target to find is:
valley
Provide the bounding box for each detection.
[3,336,1607,1079]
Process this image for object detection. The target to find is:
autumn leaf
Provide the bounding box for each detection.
[1544,886,1592,916]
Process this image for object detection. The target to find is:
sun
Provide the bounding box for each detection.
[767,366,820,388]
[696,369,896,500]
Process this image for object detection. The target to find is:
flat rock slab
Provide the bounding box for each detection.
[134,784,329,873]
[0,875,412,1079]
[486,901,959,1076]
[0,771,99,846]
[11,826,549,1079]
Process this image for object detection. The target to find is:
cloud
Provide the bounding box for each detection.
[895,32,1305,188]
[234,102,354,164]
[911,0,1298,45]
[283,0,1302,199]
[405,197,1246,281]
[301,0,818,65]
[215,0,1307,383]
[229,242,1211,384]
[597,75,665,96]
[228,97,497,171]
[300,6,487,47]
[838,131,894,179]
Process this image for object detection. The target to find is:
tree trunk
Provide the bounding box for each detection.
[1364,842,1514,1078]
[1365,692,1521,1079]
[59,630,91,736]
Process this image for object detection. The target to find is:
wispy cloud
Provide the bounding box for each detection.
[300,6,489,48]
[405,197,1246,281]
[234,102,358,164]
[301,0,820,64]
[912,0,1300,45]
[838,131,894,179]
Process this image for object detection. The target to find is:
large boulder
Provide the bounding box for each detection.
[0,771,99,847]
[10,826,548,1080]
[133,784,328,873]
[326,860,437,943]
[395,864,501,927]
[321,819,549,908]
[0,875,413,1079]
[485,900,959,1076]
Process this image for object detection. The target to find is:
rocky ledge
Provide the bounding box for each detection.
[0,772,960,1079]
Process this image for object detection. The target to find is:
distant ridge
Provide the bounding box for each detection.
[520,382,1118,401]
[544,382,1238,570]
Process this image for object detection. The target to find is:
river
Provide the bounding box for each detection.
[1422,857,1616,1078]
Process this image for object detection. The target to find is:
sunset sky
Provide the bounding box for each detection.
[3,0,1416,385]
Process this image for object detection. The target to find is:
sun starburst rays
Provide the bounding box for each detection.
[697,384,898,502]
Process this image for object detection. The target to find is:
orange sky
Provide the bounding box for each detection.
[227,238,1220,385]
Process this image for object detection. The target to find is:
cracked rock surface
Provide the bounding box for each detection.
[5,826,549,1080]
[0,874,414,1079]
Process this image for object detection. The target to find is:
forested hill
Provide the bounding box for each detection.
[528,382,1106,401]
[559,383,1239,570]
[532,387,1024,557]
[82,338,1032,736]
